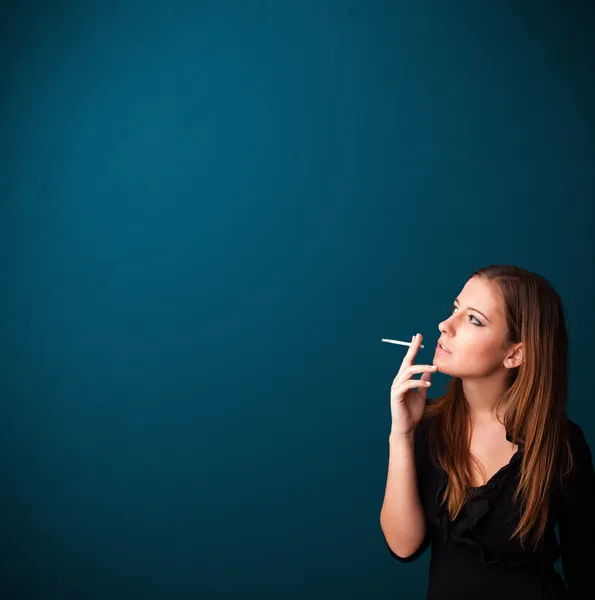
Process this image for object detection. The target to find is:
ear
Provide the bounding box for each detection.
[504,342,523,370]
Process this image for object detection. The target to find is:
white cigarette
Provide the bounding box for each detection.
[381,338,424,349]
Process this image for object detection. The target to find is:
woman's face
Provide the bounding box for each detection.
[434,277,514,378]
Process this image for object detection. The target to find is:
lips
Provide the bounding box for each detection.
[437,340,452,353]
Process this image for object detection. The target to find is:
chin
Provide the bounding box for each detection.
[433,356,459,378]
[435,364,454,376]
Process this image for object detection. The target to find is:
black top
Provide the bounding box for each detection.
[385,402,595,600]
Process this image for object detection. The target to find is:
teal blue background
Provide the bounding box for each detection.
[1,1,594,598]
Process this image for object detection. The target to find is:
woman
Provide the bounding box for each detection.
[380,265,594,599]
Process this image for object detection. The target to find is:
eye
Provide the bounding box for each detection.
[451,305,483,326]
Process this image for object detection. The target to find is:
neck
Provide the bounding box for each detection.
[462,371,510,424]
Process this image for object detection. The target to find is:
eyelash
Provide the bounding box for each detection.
[451,305,483,326]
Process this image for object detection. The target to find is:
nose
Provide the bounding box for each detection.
[438,314,455,336]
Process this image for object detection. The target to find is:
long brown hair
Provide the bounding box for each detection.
[424,265,574,552]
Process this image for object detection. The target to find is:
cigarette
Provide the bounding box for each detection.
[381,338,424,349]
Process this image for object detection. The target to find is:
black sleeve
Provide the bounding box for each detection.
[384,411,433,563]
[558,421,595,599]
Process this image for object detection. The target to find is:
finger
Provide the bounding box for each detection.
[394,379,430,402]
[406,378,432,392]
[393,365,435,388]
[407,365,437,377]
[403,333,421,367]
[395,377,432,394]
[418,372,432,400]
[420,370,433,382]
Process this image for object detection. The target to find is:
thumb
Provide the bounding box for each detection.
[420,370,433,383]
[419,370,433,399]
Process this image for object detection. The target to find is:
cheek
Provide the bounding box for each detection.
[469,337,498,359]
[437,339,503,378]
[451,331,503,366]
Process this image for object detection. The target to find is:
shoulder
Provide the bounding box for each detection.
[560,419,594,488]
[564,419,592,460]
[567,419,593,463]
[554,419,595,524]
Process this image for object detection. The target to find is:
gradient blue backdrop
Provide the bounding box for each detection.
[2,1,594,598]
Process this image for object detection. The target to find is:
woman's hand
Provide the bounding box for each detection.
[390,333,437,436]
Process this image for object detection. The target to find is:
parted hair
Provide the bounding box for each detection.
[423,264,574,552]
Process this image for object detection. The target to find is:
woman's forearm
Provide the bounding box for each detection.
[380,429,427,558]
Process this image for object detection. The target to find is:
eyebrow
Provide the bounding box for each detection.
[454,298,491,323]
